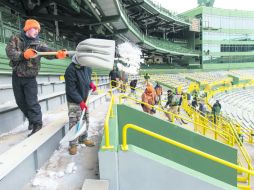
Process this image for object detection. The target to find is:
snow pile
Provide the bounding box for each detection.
[65,162,77,174]
[0,107,66,138]
[32,177,58,190]
[116,42,143,75]
[25,103,108,190]
[30,147,77,190]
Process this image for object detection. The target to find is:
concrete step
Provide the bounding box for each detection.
[82,179,109,190]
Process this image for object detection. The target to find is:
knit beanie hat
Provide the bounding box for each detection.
[23,19,41,32]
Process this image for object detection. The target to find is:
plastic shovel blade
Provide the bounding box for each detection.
[76,38,115,69]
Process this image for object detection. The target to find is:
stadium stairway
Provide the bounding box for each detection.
[210,87,254,141]
[0,73,111,134]
[114,80,254,189]
[0,82,117,189]
[0,76,147,189]
[99,100,241,190]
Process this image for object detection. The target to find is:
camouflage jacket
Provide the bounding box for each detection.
[6,33,54,77]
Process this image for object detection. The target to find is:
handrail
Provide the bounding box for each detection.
[102,93,115,150]
[118,94,234,143]
[221,117,252,164]
[198,80,254,186]
[92,72,99,89]
[109,79,144,94]
[145,0,190,24]
[113,78,252,177]
[121,124,254,176]
[227,122,252,169]
[159,92,234,143]
[92,72,104,94]
[154,77,253,185]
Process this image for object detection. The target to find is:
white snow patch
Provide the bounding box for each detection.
[24,101,109,190]
[32,177,58,190]
[65,162,77,174]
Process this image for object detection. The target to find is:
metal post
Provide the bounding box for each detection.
[0,11,4,43]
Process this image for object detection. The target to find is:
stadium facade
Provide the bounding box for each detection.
[183,6,254,70]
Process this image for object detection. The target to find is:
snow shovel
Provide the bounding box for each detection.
[60,90,92,144]
[32,38,115,70]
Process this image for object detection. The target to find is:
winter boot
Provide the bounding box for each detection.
[28,124,42,137]
[68,144,78,155]
[83,139,95,147]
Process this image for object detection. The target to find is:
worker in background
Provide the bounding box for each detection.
[109,67,120,88]
[141,85,156,114]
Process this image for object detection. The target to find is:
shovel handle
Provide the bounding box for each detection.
[31,50,76,58]
[76,90,93,131]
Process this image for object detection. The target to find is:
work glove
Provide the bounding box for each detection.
[79,101,88,111]
[89,82,97,92]
[24,48,37,60]
[56,49,67,59]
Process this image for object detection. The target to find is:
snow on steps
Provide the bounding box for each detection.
[82,179,109,190]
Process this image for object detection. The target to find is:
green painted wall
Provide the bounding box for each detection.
[117,104,237,186]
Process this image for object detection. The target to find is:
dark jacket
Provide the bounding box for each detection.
[130,79,137,89]
[192,98,198,108]
[65,62,92,104]
[6,32,54,77]
[165,94,174,107]
[144,73,150,80]
[212,102,221,114]
[109,69,120,80]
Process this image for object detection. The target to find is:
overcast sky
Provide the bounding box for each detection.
[154,0,254,13]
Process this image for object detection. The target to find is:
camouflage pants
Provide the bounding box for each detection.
[68,102,89,145]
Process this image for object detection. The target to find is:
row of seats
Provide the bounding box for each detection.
[210,87,254,136]
[145,0,189,23]
[0,72,111,134]
[144,36,198,55]
[228,70,254,79]
[144,70,254,93]
[182,71,229,84]
[118,3,198,56]
[151,74,190,92]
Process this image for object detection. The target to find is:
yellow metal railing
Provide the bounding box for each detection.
[91,72,98,87]
[118,94,235,145]
[158,92,234,145]
[154,78,254,187]
[184,105,227,141]
[109,79,145,93]
[102,93,115,150]
[193,79,254,188]
[92,72,103,94]
[121,124,254,177]
[110,77,253,185]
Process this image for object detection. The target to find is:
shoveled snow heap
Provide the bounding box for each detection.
[24,102,108,190]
